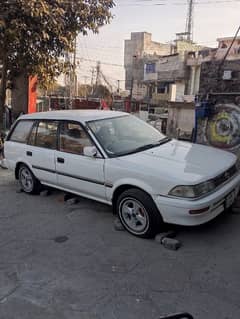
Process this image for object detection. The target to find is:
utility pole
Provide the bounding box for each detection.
[72,37,77,103]
[129,77,134,112]
[90,67,95,95]
[186,0,194,42]
[68,37,77,109]
[95,61,101,87]
[129,55,137,112]
[84,76,88,98]
[64,51,71,108]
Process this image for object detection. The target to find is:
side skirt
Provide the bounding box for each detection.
[41,182,112,206]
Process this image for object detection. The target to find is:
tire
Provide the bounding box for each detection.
[116,188,163,238]
[18,164,41,194]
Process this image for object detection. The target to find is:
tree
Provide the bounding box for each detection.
[0,0,114,129]
[38,82,70,97]
[78,84,92,98]
[93,84,111,98]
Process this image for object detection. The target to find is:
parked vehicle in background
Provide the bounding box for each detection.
[4,110,240,238]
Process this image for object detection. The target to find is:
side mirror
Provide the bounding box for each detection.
[83,146,98,157]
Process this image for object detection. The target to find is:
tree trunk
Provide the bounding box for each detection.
[0,55,7,132]
[11,72,28,121]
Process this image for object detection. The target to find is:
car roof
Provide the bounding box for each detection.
[19,110,128,123]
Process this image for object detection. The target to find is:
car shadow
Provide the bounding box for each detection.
[165,208,240,242]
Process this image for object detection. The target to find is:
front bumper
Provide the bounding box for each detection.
[154,173,240,226]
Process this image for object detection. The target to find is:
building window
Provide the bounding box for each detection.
[146,63,156,74]
[200,50,210,58]
[232,71,240,79]
[221,42,227,49]
[157,82,169,94]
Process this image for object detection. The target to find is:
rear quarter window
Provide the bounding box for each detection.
[9,120,34,143]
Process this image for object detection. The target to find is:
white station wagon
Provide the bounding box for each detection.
[4,110,240,238]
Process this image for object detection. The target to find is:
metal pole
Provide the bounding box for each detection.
[84,76,88,98]
[186,0,194,42]
[91,68,95,95]
[129,77,134,112]
[130,55,136,112]
[71,37,77,107]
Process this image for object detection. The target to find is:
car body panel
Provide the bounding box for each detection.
[16,110,126,124]
[4,110,240,227]
[155,173,240,225]
[55,150,106,200]
[105,139,237,199]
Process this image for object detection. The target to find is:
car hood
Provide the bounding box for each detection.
[119,139,237,185]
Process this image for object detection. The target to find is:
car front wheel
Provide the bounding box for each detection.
[117,188,163,238]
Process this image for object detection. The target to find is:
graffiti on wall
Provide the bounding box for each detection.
[197,103,240,155]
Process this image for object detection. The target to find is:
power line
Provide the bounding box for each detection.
[76,56,124,67]
[118,0,240,6]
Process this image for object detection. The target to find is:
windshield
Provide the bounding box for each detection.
[88,115,168,157]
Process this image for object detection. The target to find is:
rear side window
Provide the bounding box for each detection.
[9,120,34,143]
[35,121,58,149]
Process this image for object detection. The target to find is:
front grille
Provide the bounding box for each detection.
[213,165,237,188]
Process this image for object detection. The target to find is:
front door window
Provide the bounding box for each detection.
[59,122,93,155]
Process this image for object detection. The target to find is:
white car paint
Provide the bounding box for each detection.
[4,110,240,226]
[105,139,237,197]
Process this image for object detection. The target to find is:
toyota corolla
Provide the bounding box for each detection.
[4,110,240,237]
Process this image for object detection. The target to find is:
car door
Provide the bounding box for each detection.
[55,121,106,201]
[5,119,36,171]
[27,120,58,186]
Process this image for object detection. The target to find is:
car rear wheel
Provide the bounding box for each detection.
[19,165,41,194]
[117,188,163,238]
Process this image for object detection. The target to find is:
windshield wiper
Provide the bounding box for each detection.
[118,137,171,156]
[157,137,171,145]
[135,137,171,151]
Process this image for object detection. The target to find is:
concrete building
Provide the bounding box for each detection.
[124,32,240,144]
[187,36,240,96]
[143,53,187,105]
[142,38,203,106]
[124,32,172,93]
[216,36,240,60]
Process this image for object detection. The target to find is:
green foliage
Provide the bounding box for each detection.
[0,0,114,86]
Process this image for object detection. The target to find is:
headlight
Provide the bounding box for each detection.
[169,181,215,199]
[169,185,196,198]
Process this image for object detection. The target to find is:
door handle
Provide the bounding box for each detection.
[57,157,65,164]
[26,151,32,157]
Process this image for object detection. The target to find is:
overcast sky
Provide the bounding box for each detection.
[75,0,240,91]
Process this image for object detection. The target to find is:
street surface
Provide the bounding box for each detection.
[0,168,240,319]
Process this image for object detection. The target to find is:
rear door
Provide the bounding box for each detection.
[27,120,58,186]
[5,120,35,170]
[55,121,106,201]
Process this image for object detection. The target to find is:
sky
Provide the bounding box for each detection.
[75,0,240,91]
